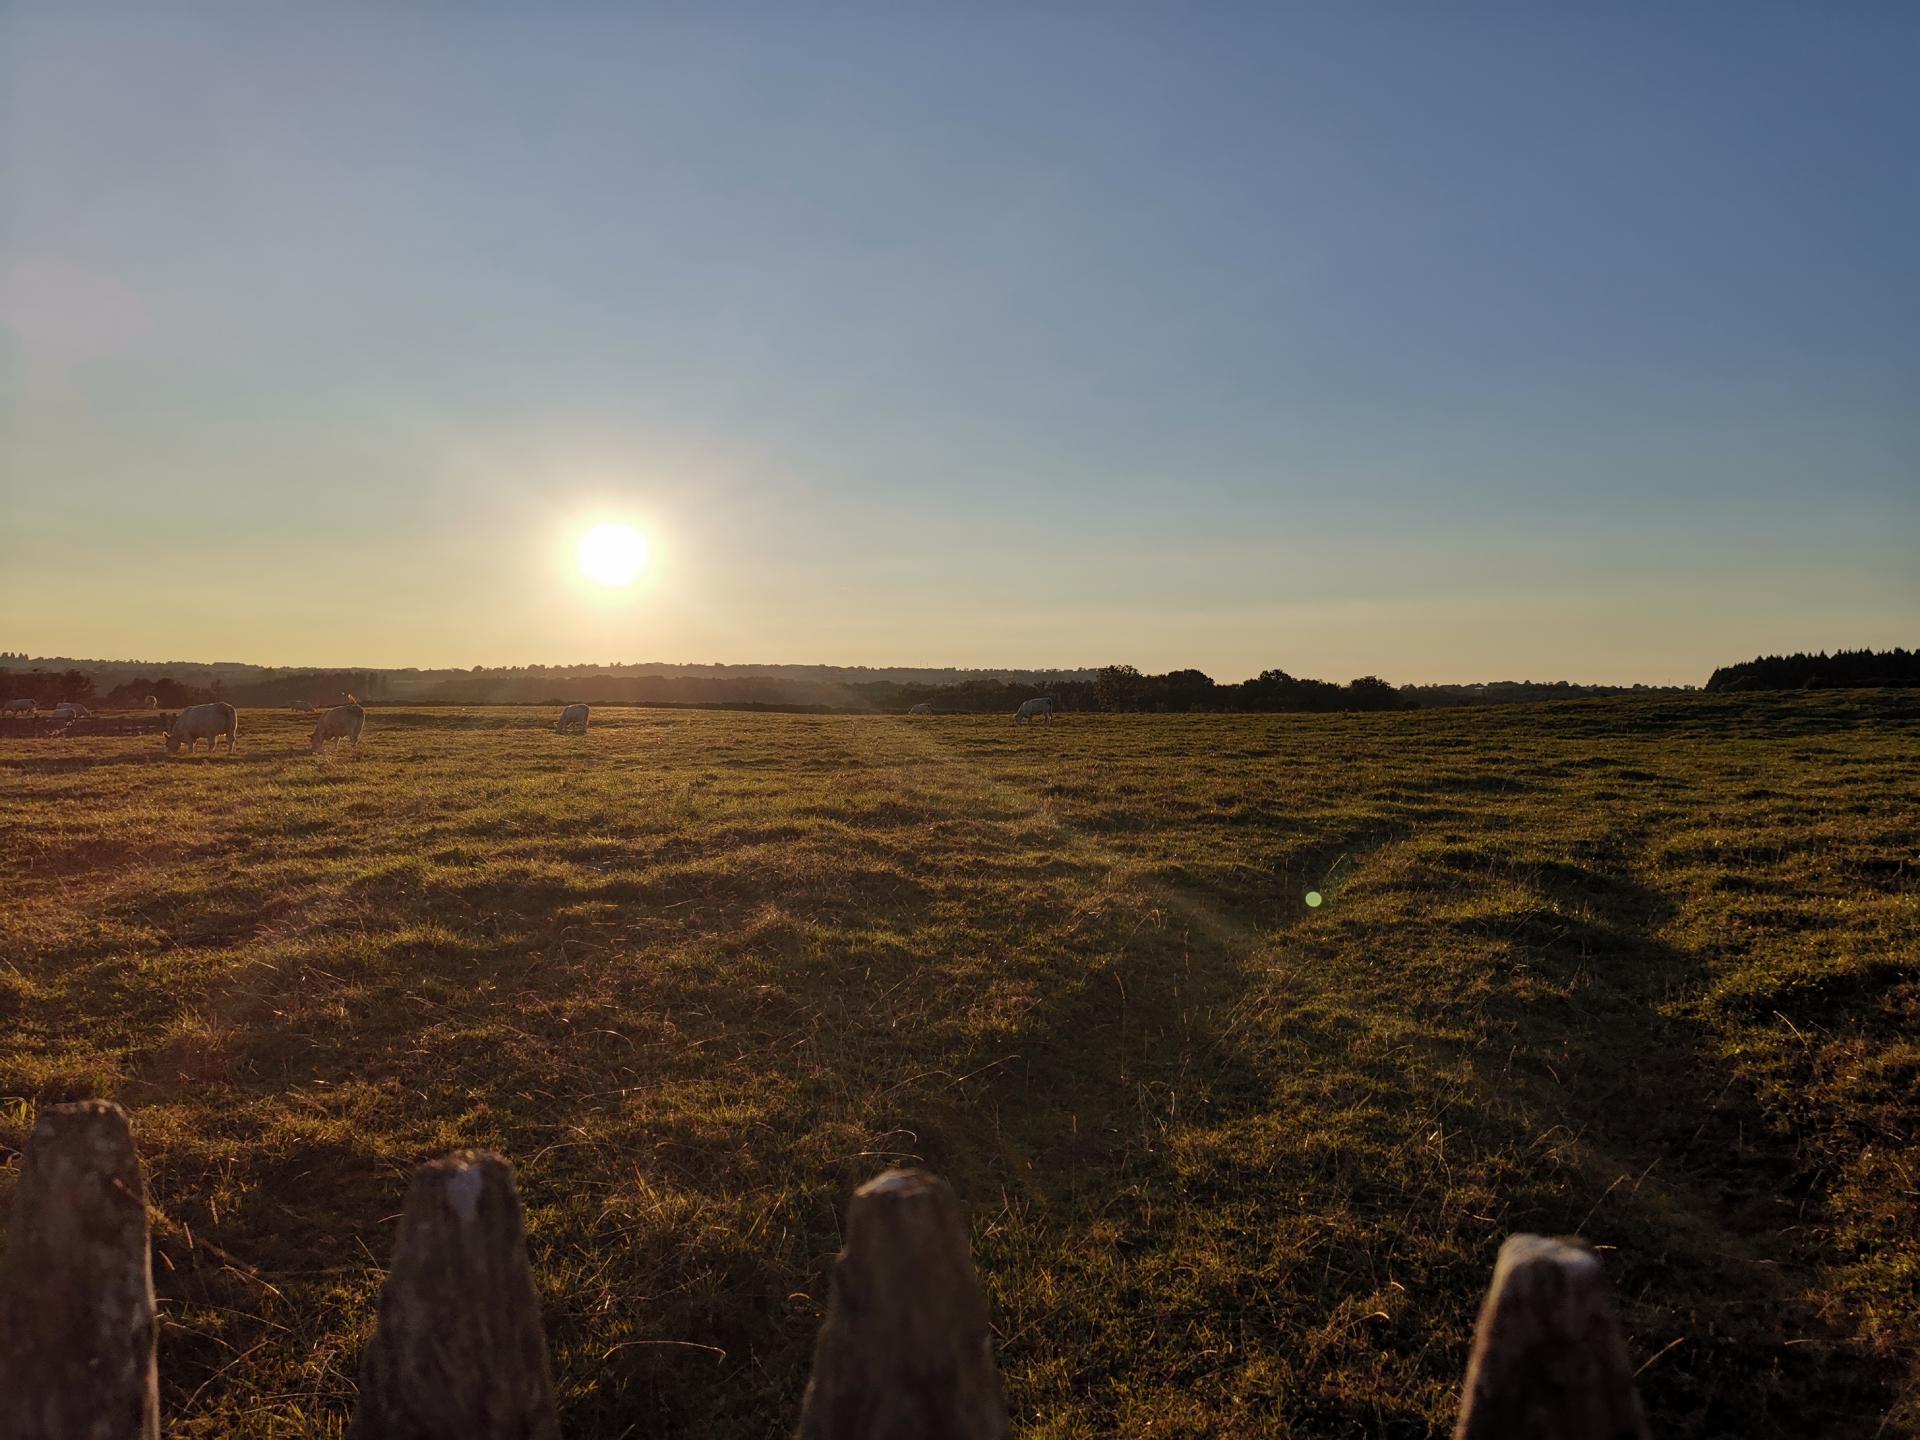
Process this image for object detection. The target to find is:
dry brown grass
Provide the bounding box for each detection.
[1,692,1914,1436]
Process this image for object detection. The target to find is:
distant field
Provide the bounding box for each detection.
[1,694,1914,1437]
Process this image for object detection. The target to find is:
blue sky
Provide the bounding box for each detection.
[3,4,1914,682]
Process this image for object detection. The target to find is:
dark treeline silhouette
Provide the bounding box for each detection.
[0,669,98,705]
[0,668,382,709]
[11,651,1905,713]
[409,666,1411,713]
[920,665,1410,714]
[0,662,1683,714]
[0,668,218,709]
[952,669,1683,715]
[1706,648,1919,692]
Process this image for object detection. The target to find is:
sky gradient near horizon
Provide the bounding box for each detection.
[4,5,1915,684]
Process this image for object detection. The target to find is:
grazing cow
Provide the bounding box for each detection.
[555,703,590,734]
[143,695,159,709]
[1013,697,1055,723]
[908,703,933,716]
[166,702,238,755]
[311,702,366,753]
[51,702,92,721]
[291,700,315,713]
[1,698,33,717]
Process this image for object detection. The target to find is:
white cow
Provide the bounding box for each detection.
[311,702,366,753]
[1013,697,1055,723]
[291,700,316,713]
[143,695,159,709]
[51,702,92,721]
[166,702,238,755]
[908,703,933,716]
[1,698,33,717]
[555,703,590,734]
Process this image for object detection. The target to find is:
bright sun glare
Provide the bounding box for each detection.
[576,523,649,588]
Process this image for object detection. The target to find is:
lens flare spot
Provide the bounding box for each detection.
[1305,891,1324,908]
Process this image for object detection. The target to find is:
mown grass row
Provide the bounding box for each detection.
[1,692,1914,1436]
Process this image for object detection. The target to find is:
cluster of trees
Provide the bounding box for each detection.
[0,670,222,708]
[874,667,1403,714]
[0,668,382,710]
[0,669,99,705]
[1064,666,1403,713]
[1706,649,1919,692]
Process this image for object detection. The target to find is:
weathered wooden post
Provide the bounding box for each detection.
[0,1099,160,1440]
[347,1151,558,1440]
[1455,1234,1651,1440]
[796,1169,1008,1440]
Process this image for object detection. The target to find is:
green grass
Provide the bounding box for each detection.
[1,693,1914,1437]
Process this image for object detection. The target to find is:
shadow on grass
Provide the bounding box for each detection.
[1429,849,1906,1434]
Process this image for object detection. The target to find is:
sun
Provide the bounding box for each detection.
[576,523,649,587]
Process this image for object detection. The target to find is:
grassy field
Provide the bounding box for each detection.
[1,693,1915,1437]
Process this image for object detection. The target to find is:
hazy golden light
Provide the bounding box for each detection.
[576,523,649,587]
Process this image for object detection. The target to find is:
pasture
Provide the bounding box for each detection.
[1,694,1914,1437]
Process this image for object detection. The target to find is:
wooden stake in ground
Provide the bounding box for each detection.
[0,1099,160,1440]
[1455,1233,1651,1440]
[796,1168,1008,1440]
[347,1150,558,1440]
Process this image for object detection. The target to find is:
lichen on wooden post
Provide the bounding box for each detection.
[346,1150,557,1440]
[1454,1233,1651,1440]
[0,1099,160,1440]
[796,1168,1008,1440]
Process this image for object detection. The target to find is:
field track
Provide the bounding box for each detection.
[2,693,1915,1437]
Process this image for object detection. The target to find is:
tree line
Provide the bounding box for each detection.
[428,668,1411,713]
[881,669,1701,714]
[0,664,1510,713]
[7,651,1908,714]
[882,666,1407,714]
[1705,648,1919,692]
[0,669,381,709]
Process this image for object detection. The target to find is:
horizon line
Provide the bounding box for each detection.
[2,648,1730,690]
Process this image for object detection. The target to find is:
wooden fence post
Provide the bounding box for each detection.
[796,1169,1008,1440]
[1454,1233,1650,1440]
[0,1099,160,1440]
[346,1151,557,1440]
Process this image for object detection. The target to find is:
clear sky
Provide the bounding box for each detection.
[3,5,1915,684]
